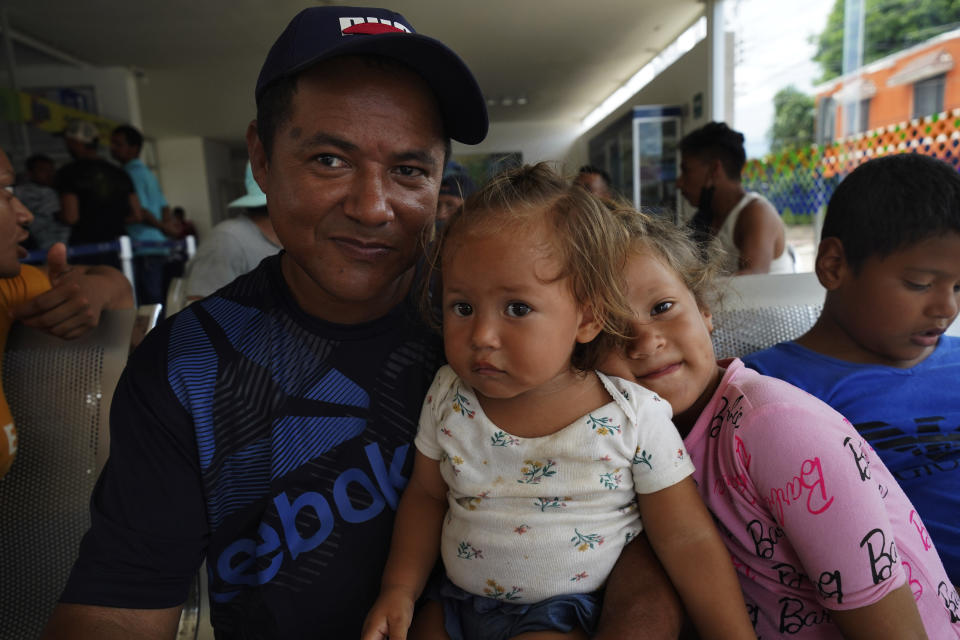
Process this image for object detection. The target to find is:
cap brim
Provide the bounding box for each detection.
[271,33,488,145]
[228,194,268,208]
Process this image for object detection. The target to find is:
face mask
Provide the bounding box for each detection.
[691,185,715,233]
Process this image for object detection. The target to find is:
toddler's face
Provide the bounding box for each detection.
[597,251,720,434]
[828,232,960,368]
[440,223,600,401]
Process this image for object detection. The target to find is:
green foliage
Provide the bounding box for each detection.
[770,86,815,153]
[813,0,960,82]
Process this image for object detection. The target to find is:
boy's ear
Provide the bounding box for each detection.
[814,237,848,290]
[576,306,604,344]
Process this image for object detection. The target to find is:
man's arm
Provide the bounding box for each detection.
[126,194,145,224]
[733,199,784,275]
[42,603,183,640]
[12,243,134,339]
[593,532,685,640]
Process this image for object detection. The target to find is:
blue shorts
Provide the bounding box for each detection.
[426,574,601,640]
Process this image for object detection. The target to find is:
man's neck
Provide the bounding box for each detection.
[708,182,747,230]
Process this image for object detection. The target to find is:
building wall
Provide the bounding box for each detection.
[817,34,960,137]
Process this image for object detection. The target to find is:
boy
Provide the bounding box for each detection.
[744,153,960,585]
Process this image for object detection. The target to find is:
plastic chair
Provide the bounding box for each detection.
[711,272,825,359]
[712,272,960,358]
[0,308,135,639]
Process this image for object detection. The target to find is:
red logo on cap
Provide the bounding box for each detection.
[343,23,405,35]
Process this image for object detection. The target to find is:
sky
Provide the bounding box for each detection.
[729,0,836,158]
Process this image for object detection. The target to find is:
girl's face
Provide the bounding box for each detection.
[597,250,721,435]
[441,220,601,401]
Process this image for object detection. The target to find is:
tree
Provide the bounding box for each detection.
[813,0,960,82]
[769,86,815,153]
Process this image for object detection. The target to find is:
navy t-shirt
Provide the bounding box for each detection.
[61,254,443,638]
[54,158,134,246]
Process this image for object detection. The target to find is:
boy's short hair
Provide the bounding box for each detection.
[822,154,960,271]
[679,122,746,180]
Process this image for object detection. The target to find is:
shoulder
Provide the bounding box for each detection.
[597,372,673,423]
[736,194,781,231]
[0,266,51,307]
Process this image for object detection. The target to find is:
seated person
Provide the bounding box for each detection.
[1,144,133,479]
[678,122,793,274]
[436,162,477,221]
[184,161,280,301]
[573,165,614,200]
[744,153,960,585]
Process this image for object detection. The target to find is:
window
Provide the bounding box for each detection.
[913,73,946,118]
[843,98,870,136]
[817,96,836,144]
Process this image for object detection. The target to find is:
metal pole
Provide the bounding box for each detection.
[842,0,866,135]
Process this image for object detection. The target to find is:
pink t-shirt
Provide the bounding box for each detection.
[685,358,960,639]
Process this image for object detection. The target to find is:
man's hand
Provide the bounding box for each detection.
[12,243,134,339]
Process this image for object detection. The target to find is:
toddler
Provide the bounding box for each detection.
[361,164,755,640]
[598,208,960,639]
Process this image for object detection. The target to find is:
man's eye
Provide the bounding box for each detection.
[452,302,473,317]
[315,155,346,168]
[651,301,674,316]
[505,302,531,317]
[394,166,426,178]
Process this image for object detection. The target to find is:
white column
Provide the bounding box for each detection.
[706,0,727,123]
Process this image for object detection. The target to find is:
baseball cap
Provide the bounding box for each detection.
[62,120,100,145]
[228,162,268,209]
[256,6,488,145]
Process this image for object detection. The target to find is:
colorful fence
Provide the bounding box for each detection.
[742,108,960,224]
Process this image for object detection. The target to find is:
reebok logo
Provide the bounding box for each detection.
[339,17,411,36]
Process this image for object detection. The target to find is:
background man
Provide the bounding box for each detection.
[14,154,69,251]
[55,120,141,270]
[110,124,180,304]
[436,161,477,221]
[184,161,280,300]
[573,164,614,200]
[1,142,134,479]
[678,121,793,274]
[43,7,683,639]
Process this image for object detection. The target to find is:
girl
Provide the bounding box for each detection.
[596,210,960,639]
[361,164,756,640]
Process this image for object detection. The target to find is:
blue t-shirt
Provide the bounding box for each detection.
[124,158,169,256]
[744,337,960,583]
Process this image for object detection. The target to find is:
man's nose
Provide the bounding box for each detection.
[345,169,393,226]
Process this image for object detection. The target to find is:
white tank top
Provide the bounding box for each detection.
[715,192,794,274]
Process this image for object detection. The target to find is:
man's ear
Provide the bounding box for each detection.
[246,119,269,191]
[814,237,847,290]
[576,306,604,344]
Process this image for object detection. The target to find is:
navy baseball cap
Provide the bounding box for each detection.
[256,6,488,145]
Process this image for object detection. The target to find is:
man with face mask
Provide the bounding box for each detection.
[677,122,793,275]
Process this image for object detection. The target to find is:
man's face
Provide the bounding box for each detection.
[573,172,612,200]
[249,57,446,323]
[29,160,55,187]
[826,233,960,368]
[109,133,139,164]
[676,154,711,207]
[437,194,463,221]
[0,148,34,277]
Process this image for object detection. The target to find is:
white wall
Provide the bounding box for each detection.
[565,39,711,171]
[156,138,213,238]
[451,119,580,170]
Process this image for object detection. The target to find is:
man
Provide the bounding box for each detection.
[55,120,142,269]
[14,154,69,251]
[677,121,793,274]
[43,7,683,639]
[573,165,614,200]
[436,161,477,221]
[1,143,134,478]
[184,161,280,300]
[110,124,181,304]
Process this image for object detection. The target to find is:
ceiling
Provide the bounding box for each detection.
[2,0,704,145]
